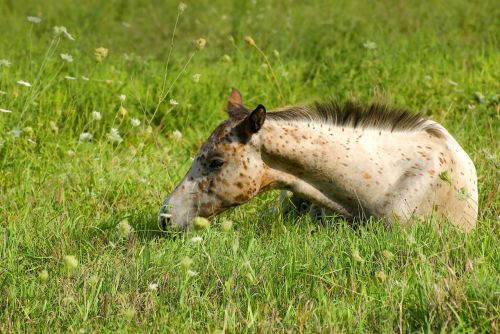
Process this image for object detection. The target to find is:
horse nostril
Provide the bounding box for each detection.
[159,212,172,230]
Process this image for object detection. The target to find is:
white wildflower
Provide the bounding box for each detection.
[109,128,123,143]
[363,41,377,50]
[0,108,12,113]
[60,53,73,62]
[474,92,485,103]
[27,16,42,24]
[187,269,198,277]
[130,118,141,127]
[172,130,182,140]
[49,121,58,133]
[148,283,158,291]
[91,111,102,120]
[192,73,201,83]
[64,76,76,80]
[53,26,75,41]
[8,129,22,138]
[178,2,187,12]
[169,99,179,106]
[119,94,126,103]
[190,236,202,243]
[66,150,75,157]
[17,80,32,87]
[79,132,93,142]
[0,59,11,67]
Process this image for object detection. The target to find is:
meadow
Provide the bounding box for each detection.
[0,0,499,332]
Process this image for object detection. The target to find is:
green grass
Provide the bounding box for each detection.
[1,0,499,332]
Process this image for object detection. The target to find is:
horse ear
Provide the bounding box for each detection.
[239,104,266,135]
[226,88,248,119]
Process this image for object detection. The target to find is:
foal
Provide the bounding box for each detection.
[159,89,478,231]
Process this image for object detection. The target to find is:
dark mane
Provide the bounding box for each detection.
[267,100,442,135]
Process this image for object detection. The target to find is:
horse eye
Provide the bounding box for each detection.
[208,158,224,169]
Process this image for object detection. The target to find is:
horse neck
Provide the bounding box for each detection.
[259,120,379,178]
[257,119,419,209]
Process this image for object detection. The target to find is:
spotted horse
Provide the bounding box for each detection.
[159,89,478,232]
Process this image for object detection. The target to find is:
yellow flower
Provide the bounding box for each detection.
[117,219,133,238]
[49,121,59,133]
[180,256,193,269]
[375,271,387,282]
[39,269,49,282]
[382,250,394,260]
[244,36,256,46]
[95,47,109,62]
[63,255,78,270]
[178,2,187,12]
[352,249,364,263]
[195,38,206,50]
[118,106,128,117]
[193,217,210,230]
[220,219,233,231]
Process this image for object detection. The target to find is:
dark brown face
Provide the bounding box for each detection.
[159,89,267,230]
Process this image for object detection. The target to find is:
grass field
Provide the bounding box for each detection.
[0,0,499,332]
